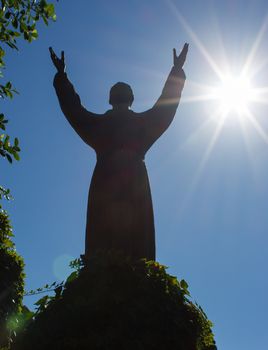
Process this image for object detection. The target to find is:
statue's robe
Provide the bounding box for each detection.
[53,66,185,260]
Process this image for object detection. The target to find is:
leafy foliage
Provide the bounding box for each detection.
[0,2,56,348]
[0,185,11,203]
[0,0,56,164]
[0,208,25,349]
[0,0,56,50]
[0,122,20,163]
[24,280,64,298]
[13,252,217,350]
[0,184,24,350]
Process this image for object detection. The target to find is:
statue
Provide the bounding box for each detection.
[50,43,188,261]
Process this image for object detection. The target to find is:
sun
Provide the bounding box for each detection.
[212,74,256,117]
[167,1,266,121]
[166,0,268,208]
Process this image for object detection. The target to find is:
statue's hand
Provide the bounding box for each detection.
[49,47,65,74]
[173,43,189,69]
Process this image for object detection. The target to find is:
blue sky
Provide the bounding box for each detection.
[2,0,268,348]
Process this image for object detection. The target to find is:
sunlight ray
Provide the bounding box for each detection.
[209,16,230,72]
[176,111,226,219]
[245,110,268,144]
[166,0,224,80]
[252,98,268,106]
[165,0,268,223]
[254,87,268,94]
[252,87,268,104]
[182,93,217,103]
[186,79,223,91]
[179,117,214,150]
[247,56,268,78]
[191,112,226,188]
[238,113,259,180]
[242,13,268,77]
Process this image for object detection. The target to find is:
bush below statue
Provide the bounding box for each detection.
[13,252,217,350]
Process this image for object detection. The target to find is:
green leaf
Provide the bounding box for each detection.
[44,4,55,17]
[13,152,20,161]
[19,21,27,32]
[181,279,188,290]
[34,295,49,306]
[5,11,11,19]
[31,29,38,39]
[42,15,48,26]
[54,285,63,298]
[6,153,12,163]
[3,135,10,149]
[66,271,78,284]
[12,17,18,28]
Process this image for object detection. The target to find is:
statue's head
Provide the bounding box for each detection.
[109,82,134,108]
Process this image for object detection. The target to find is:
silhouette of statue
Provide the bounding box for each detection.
[50,43,188,261]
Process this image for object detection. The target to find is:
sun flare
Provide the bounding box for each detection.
[212,74,256,117]
[166,0,268,210]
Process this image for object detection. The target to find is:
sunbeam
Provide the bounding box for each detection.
[242,14,268,78]
[176,111,226,220]
[251,87,268,105]
[191,111,226,189]
[167,0,268,125]
[167,0,225,80]
[179,117,214,151]
[210,73,257,117]
[245,110,268,144]
[182,94,216,104]
[165,0,268,222]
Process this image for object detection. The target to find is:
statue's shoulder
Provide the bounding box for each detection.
[104,109,113,116]
[129,110,141,118]
[129,110,148,122]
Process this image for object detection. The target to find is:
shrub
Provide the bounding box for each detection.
[14,252,217,350]
[0,210,25,349]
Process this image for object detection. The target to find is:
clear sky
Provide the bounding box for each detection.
[2,0,268,348]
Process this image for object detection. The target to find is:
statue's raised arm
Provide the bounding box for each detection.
[50,47,100,148]
[140,43,188,151]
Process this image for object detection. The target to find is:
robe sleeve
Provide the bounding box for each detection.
[53,72,100,148]
[139,66,186,151]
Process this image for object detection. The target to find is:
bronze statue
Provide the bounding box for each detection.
[50,43,188,261]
